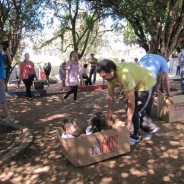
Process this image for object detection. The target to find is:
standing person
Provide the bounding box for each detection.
[175,59,180,75]
[139,54,171,117]
[79,64,92,85]
[89,53,98,84]
[19,53,37,101]
[121,59,125,63]
[62,51,80,104]
[59,62,66,92]
[178,49,184,91]
[44,62,52,87]
[0,42,19,123]
[134,58,138,63]
[96,59,158,145]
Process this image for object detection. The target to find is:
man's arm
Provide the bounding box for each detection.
[106,86,114,121]
[125,89,135,130]
[156,73,170,97]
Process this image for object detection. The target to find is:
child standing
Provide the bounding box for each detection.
[62,51,80,104]
[59,62,66,92]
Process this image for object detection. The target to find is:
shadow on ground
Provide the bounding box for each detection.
[0,88,183,184]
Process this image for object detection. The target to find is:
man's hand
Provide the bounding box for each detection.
[125,119,132,130]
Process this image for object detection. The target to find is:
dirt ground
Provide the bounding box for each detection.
[0,85,184,184]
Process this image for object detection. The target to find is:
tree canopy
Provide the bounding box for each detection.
[87,0,184,59]
[0,0,45,57]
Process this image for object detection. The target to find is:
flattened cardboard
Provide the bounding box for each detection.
[57,126,130,167]
[157,91,184,122]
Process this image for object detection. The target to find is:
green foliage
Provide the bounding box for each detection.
[87,0,184,59]
[123,23,138,45]
[38,77,58,84]
[0,0,45,57]
[41,0,110,58]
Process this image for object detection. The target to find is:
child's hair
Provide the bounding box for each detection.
[61,118,77,131]
[83,64,88,68]
[89,112,109,133]
[61,62,66,68]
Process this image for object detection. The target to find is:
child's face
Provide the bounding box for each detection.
[66,124,79,136]
[71,53,78,61]
[63,64,66,68]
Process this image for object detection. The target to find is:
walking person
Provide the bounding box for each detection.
[0,42,19,123]
[89,53,98,84]
[44,62,52,87]
[19,53,37,101]
[96,59,158,145]
[62,51,80,104]
[59,62,67,92]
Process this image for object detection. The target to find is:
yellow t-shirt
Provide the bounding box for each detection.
[89,58,98,67]
[107,63,156,91]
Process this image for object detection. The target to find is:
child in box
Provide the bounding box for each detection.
[61,118,80,139]
[85,112,110,135]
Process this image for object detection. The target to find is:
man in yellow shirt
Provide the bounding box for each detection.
[96,59,159,145]
[89,53,98,84]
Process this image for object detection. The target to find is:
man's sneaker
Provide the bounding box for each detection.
[150,127,160,134]
[130,137,140,145]
[2,116,20,124]
[130,134,141,145]
[62,97,67,103]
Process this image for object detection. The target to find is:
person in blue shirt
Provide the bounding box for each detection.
[139,54,171,117]
[0,42,19,123]
[178,50,184,91]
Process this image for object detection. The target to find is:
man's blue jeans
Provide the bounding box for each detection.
[89,67,96,84]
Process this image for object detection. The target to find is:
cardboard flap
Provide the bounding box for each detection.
[169,95,184,104]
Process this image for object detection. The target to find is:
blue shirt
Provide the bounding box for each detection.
[0,52,6,79]
[139,54,168,78]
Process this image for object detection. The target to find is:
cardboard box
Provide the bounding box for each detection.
[157,91,184,122]
[57,126,130,167]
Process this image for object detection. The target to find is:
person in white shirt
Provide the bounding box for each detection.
[79,64,92,85]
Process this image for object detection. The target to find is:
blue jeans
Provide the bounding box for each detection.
[181,70,184,91]
[89,67,96,84]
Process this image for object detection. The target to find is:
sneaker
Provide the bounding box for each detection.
[74,100,80,103]
[2,116,20,124]
[130,137,140,145]
[150,127,160,134]
[143,133,153,141]
[62,97,67,103]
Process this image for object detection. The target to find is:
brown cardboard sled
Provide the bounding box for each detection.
[57,126,130,167]
[157,91,184,122]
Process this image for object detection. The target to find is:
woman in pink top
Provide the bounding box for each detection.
[62,51,80,104]
[19,53,37,100]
